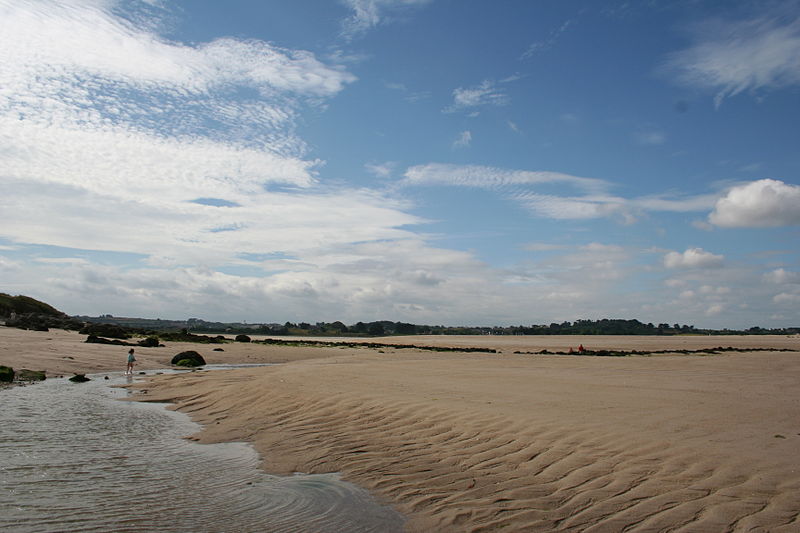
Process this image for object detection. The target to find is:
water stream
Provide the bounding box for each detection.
[0,369,405,532]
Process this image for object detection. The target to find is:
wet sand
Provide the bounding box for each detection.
[3,327,800,531]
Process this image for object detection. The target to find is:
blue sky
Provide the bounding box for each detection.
[1,0,799,328]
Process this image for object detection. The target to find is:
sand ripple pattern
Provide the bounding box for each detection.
[0,374,403,533]
[153,361,800,533]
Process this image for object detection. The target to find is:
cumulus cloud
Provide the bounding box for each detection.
[663,8,800,106]
[764,268,800,284]
[709,179,800,227]
[664,248,724,269]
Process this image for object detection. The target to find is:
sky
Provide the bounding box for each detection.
[1,0,799,329]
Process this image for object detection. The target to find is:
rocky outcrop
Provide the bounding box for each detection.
[85,335,138,346]
[170,351,206,367]
[79,323,130,339]
[17,369,46,381]
[0,366,14,383]
[137,337,161,348]
[235,334,251,343]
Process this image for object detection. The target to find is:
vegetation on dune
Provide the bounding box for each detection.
[0,293,63,317]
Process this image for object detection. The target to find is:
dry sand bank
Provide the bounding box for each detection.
[0,327,349,376]
[123,334,800,532]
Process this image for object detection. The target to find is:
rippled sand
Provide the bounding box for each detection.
[4,327,800,531]
[134,335,800,532]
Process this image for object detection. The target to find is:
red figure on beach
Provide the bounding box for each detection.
[126,348,136,375]
[578,344,585,354]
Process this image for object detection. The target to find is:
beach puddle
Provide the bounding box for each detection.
[0,370,404,532]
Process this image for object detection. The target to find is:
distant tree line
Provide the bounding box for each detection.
[2,293,798,336]
[186,318,799,337]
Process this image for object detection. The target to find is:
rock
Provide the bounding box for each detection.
[235,334,251,343]
[79,323,130,339]
[85,335,137,346]
[213,348,224,352]
[137,336,160,348]
[17,369,46,381]
[69,374,91,383]
[170,350,206,367]
[0,366,14,383]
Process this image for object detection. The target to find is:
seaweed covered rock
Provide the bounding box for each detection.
[79,323,130,339]
[137,336,160,348]
[85,335,137,346]
[170,351,206,367]
[0,366,14,383]
[69,374,91,383]
[17,369,46,381]
[234,334,251,343]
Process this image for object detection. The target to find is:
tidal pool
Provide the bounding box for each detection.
[0,369,404,532]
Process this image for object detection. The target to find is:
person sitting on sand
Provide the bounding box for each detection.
[126,348,136,375]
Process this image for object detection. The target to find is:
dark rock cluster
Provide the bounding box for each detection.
[170,351,206,367]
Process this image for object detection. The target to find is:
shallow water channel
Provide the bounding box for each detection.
[0,368,405,532]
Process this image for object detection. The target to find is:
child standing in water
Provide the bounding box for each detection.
[126,348,136,375]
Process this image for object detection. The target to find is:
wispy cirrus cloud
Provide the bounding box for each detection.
[521,19,574,59]
[402,163,717,222]
[452,130,472,149]
[340,0,433,40]
[662,6,800,106]
[443,80,510,113]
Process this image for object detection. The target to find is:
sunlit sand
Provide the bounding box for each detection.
[4,327,799,531]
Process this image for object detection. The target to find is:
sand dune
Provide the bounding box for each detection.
[3,327,799,531]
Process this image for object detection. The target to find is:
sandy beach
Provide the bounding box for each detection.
[3,327,800,531]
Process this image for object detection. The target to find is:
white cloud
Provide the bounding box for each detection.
[403,163,719,222]
[705,304,724,316]
[664,248,724,269]
[340,0,433,40]
[773,292,800,304]
[523,243,568,252]
[663,9,800,106]
[0,0,429,275]
[699,285,731,295]
[635,130,666,146]
[404,163,608,191]
[764,268,800,284]
[521,20,573,59]
[452,130,472,148]
[444,80,509,113]
[709,179,800,227]
[365,161,397,178]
